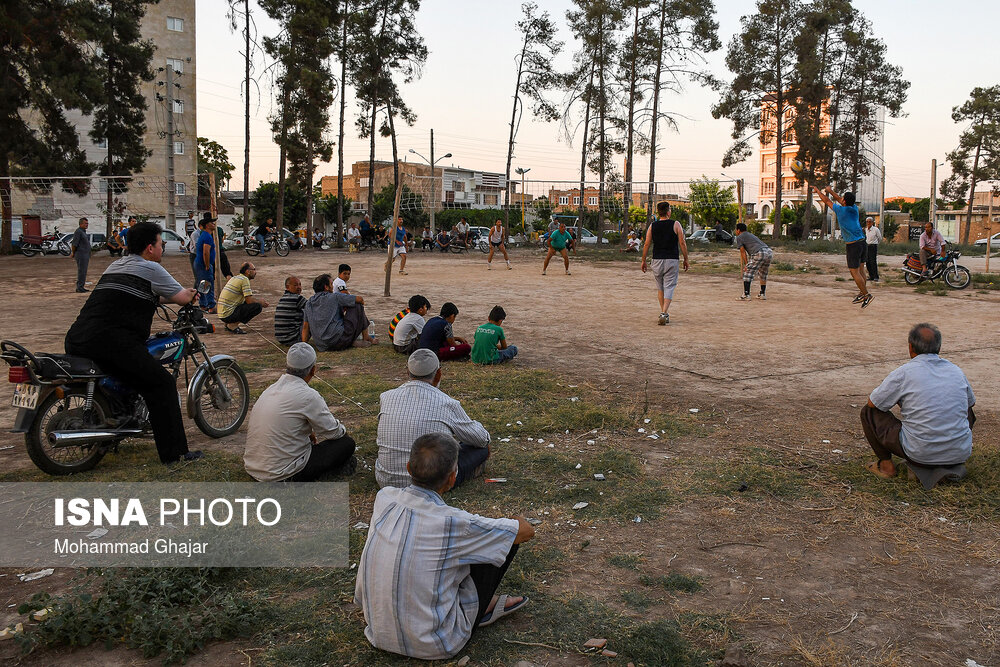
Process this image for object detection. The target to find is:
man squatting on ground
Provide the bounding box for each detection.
[861,323,975,481]
[243,343,357,481]
[734,223,773,300]
[217,262,269,334]
[641,201,689,325]
[356,432,535,660]
[375,349,491,489]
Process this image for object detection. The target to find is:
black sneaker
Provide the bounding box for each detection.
[175,450,203,463]
[851,293,865,304]
[861,293,875,309]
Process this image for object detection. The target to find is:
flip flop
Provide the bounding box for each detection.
[478,594,528,627]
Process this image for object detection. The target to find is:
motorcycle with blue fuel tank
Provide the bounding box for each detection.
[0,284,250,475]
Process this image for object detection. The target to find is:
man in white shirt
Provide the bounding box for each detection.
[862,323,975,487]
[244,343,357,481]
[455,217,471,247]
[347,222,361,250]
[393,294,430,355]
[864,217,883,282]
[356,432,534,660]
[375,349,490,488]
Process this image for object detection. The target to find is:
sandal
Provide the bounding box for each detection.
[225,325,247,335]
[478,594,528,627]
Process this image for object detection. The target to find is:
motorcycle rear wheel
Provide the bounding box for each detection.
[903,270,923,285]
[944,265,971,289]
[21,246,37,257]
[274,240,290,257]
[26,390,109,475]
[244,240,260,257]
[191,358,250,438]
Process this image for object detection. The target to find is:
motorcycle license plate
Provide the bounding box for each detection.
[11,383,39,410]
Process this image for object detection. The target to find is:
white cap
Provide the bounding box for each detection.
[286,343,317,371]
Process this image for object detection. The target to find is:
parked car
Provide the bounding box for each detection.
[160,229,187,253]
[224,230,246,250]
[974,232,1000,246]
[57,232,107,252]
[687,228,734,245]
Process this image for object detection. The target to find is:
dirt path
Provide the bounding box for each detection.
[0,247,997,665]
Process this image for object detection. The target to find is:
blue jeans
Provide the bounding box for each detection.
[194,268,215,309]
[496,345,518,363]
[255,233,267,252]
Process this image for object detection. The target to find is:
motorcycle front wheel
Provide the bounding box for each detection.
[274,239,290,257]
[191,358,250,438]
[57,241,70,256]
[944,264,972,289]
[26,390,110,475]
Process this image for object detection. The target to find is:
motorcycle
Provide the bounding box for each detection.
[0,284,250,475]
[901,249,971,289]
[20,228,68,257]
[244,234,290,257]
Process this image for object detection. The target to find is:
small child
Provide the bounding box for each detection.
[416,302,471,361]
[332,264,351,293]
[471,306,518,365]
[393,295,430,355]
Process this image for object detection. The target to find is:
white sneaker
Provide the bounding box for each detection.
[566,269,571,275]
[487,263,492,270]
[507,262,512,270]
[739,294,751,301]
[757,293,767,300]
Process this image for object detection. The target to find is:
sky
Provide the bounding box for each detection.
[195,0,1000,202]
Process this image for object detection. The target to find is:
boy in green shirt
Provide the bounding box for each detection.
[471,306,518,365]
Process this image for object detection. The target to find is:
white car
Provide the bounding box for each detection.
[974,232,1000,246]
[160,229,187,253]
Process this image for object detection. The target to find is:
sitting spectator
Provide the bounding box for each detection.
[471,306,518,365]
[312,229,325,249]
[436,229,452,252]
[393,295,430,355]
[417,302,471,361]
[332,263,351,293]
[302,273,377,350]
[624,231,641,253]
[388,304,408,342]
[244,343,356,481]
[375,224,389,247]
[217,262,269,334]
[347,222,361,250]
[275,276,307,345]
[359,215,374,243]
[375,349,490,488]
[421,226,433,250]
[356,432,534,661]
[106,230,124,256]
[862,323,976,482]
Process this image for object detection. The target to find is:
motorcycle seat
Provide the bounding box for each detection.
[34,353,105,379]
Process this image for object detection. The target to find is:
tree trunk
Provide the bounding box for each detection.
[504,35,528,233]
[622,2,639,244]
[335,0,348,247]
[304,139,314,247]
[1,157,11,255]
[646,0,666,226]
[106,6,115,237]
[578,64,595,244]
[772,12,784,239]
[275,81,292,233]
[962,137,982,244]
[596,14,606,246]
[849,76,867,189]
[367,101,377,218]
[242,0,251,234]
[801,26,831,240]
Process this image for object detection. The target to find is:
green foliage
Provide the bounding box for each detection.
[883,216,900,242]
[531,197,554,226]
[640,572,704,594]
[604,230,622,244]
[618,619,699,666]
[250,181,307,228]
[197,138,235,194]
[747,220,766,235]
[16,568,266,664]
[689,176,738,230]
[316,192,353,226]
[768,205,798,232]
[436,208,506,230]
[628,204,647,229]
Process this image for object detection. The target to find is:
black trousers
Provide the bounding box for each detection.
[221,302,263,325]
[470,543,520,628]
[287,435,356,481]
[65,334,189,463]
[74,253,90,291]
[865,244,880,280]
[454,444,490,487]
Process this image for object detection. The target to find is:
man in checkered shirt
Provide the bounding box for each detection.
[734,223,773,301]
[375,349,491,488]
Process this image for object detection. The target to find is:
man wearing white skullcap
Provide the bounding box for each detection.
[243,342,357,481]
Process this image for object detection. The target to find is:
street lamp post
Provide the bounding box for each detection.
[515,167,531,234]
[409,132,451,236]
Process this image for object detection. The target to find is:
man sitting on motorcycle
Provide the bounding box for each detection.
[253,218,276,257]
[919,222,947,276]
[64,223,202,464]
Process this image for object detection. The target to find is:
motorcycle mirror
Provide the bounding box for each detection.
[197,280,212,295]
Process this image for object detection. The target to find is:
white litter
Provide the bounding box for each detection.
[966,659,986,667]
[644,418,651,424]
[547,444,555,448]
[352,522,369,530]
[831,449,843,454]
[506,423,512,427]
[575,463,582,469]
[350,563,356,570]
[86,528,108,539]
[938,517,947,522]
[527,518,542,526]
[18,569,54,582]
[500,438,511,443]
[537,439,545,443]
[822,439,831,444]
[0,445,13,451]
[594,474,605,481]
[586,439,596,445]
[647,434,659,440]
[633,516,642,523]
[637,428,646,433]
[516,421,522,425]
[565,430,569,434]
[689,408,699,413]
[569,397,579,402]
[572,502,589,510]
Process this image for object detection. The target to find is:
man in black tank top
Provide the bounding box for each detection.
[640,201,689,325]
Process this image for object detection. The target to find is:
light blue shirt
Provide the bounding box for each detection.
[832,203,864,242]
[355,485,518,660]
[869,354,975,465]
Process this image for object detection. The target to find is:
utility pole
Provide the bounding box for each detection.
[878,163,886,231]
[165,64,176,233]
[928,158,937,229]
[736,179,745,226]
[429,128,436,236]
[242,0,250,234]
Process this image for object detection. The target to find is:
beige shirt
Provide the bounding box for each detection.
[244,374,346,481]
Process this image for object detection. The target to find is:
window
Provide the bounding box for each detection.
[558,196,569,205]
[174,141,185,155]
[573,196,580,205]
[452,180,465,192]
[94,137,107,149]
[165,58,183,74]
[167,17,184,32]
[173,99,184,114]
[588,196,598,206]
[175,182,186,196]
[359,177,369,188]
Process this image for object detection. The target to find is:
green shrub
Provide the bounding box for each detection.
[603,231,622,245]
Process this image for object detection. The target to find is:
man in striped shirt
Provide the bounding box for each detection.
[356,432,535,660]
[375,349,490,488]
[217,262,269,334]
[274,276,307,345]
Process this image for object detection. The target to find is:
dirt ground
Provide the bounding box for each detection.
[0,245,998,666]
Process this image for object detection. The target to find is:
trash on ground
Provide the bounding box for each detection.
[527,518,542,526]
[586,439,596,445]
[689,408,700,413]
[572,502,589,510]
[352,522,369,530]
[583,638,608,650]
[637,428,646,433]
[644,418,651,424]
[633,516,642,523]
[18,569,54,582]
[0,623,24,641]
[575,463,582,469]
[86,528,108,539]
[594,473,605,481]
[485,478,507,483]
